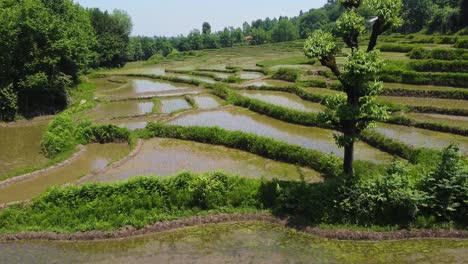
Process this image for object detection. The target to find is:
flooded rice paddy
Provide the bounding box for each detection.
[192,94,222,109]
[1,222,466,264]
[159,98,191,113]
[239,72,264,80]
[380,96,468,111]
[92,138,321,182]
[0,123,49,178]
[168,107,393,163]
[0,143,130,204]
[405,113,468,129]
[375,123,468,153]
[86,100,155,120]
[94,77,196,100]
[239,90,324,113]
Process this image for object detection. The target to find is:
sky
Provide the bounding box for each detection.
[75,0,327,37]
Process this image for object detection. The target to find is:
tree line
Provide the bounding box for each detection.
[126,0,467,63]
[0,0,132,121]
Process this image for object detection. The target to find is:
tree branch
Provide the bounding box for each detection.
[367,18,390,52]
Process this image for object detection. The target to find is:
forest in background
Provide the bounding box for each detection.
[1,0,467,121]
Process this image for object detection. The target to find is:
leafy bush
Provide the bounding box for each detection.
[338,162,426,225]
[272,68,300,82]
[0,172,261,233]
[41,112,130,158]
[454,39,468,49]
[420,145,468,224]
[0,84,18,121]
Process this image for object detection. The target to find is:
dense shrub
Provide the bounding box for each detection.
[454,39,468,49]
[409,60,468,73]
[272,68,300,82]
[409,48,468,60]
[420,145,468,224]
[41,112,130,158]
[337,162,426,225]
[0,84,18,121]
[0,172,262,233]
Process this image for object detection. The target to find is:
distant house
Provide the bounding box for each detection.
[244,35,253,45]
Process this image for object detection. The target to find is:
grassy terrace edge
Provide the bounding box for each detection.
[1,171,466,240]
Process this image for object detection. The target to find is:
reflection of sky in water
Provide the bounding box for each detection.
[240,72,263,80]
[132,79,184,93]
[118,122,148,131]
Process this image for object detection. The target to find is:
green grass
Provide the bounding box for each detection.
[257,56,315,68]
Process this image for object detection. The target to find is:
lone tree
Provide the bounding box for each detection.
[304,0,402,176]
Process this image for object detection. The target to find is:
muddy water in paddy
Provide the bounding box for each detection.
[168,107,393,163]
[375,123,468,153]
[0,143,130,204]
[159,98,191,113]
[93,138,321,183]
[239,72,264,80]
[192,94,222,109]
[86,100,154,120]
[173,74,216,84]
[405,113,468,129]
[1,222,466,264]
[0,123,49,178]
[95,78,194,100]
[239,90,324,113]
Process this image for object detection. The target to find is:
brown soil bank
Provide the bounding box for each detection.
[1,213,467,242]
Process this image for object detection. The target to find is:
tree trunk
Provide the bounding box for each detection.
[343,140,354,177]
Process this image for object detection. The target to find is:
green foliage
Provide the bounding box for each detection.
[0,84,18,121]
[388,115,468,137]
[272,68,300,82]
[271,20,299,43]
[454,39,468,49]
[364,0,403,27]
[304,30,339,60]
[409,48,468,60]
[0,0,96,119]
[0,172,261,233]
[379,44,420,53]
[41,111,130,158]
[421,145,468,223]
[338,161,426,225]
[89,9,132,68]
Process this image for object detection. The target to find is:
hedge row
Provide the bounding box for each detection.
[381,88,468,100]
[408,106,468,117]
[123,73,205,86]
[379,44,421,53]
[381,69,468,88]
[454,39,468,49]
[388,115,468,137]
[409,48,468,60]
[408,60,468,73]
[211,84,326,128]
[360,130,439,164]
[241,84,325,103]
[142,123,342,177]
[272,68,300,82]
[299,79,328,88]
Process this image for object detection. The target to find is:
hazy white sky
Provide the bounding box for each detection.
[75,0,327,36]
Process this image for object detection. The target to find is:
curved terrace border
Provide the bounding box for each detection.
[0,145,86,189]
[1,213,467,242]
